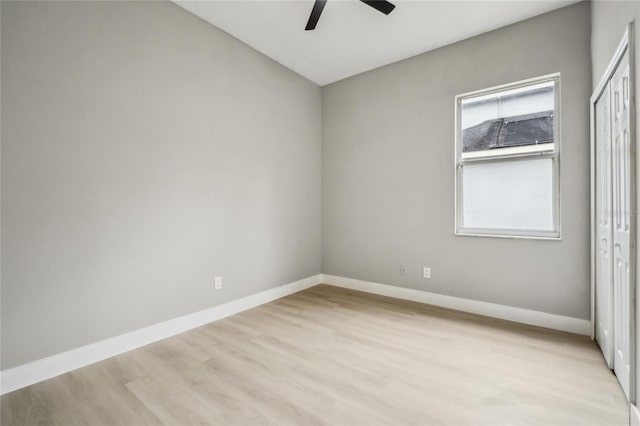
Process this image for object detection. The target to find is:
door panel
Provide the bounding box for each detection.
[595,84,613,368]
[612,50,631,400]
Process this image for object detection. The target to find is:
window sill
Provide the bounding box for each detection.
[454,229,562,241]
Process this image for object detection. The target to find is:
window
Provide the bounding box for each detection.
[455,75,560,239]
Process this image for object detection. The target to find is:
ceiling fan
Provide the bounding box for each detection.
[305,0,396,31]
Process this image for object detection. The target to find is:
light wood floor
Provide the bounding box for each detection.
[1,285,628,426]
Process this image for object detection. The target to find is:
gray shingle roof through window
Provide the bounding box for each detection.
[462,110,553,153]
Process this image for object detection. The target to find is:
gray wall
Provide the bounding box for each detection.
[1,1,322,369]
[590,0,640,402]
[591,0,640,88]
[322,2,592,319]
[0,0,600,371]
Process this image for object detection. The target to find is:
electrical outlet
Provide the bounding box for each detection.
[214,276,222,290]
[423,267,431,279]
[400,264,407,276]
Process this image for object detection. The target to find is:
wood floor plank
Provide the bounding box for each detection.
[1,284,628,425]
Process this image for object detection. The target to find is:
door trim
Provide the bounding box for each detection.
[590,21,636,403]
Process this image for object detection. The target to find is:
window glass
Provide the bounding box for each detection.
[461,158,554,231]
[461,81,555,159]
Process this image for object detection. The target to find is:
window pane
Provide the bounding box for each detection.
[461,81,554,157]
[461,158,554,231]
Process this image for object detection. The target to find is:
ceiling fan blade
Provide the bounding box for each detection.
[305,0,327,31]
[360,0,396,15]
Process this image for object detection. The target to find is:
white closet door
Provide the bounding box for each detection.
[595,83,614,368]
[611,50,631,400]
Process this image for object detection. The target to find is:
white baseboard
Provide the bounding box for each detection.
[0,274,323,395]
[321,274,591,336]
[632,404,640,426]
[1,273,592,395]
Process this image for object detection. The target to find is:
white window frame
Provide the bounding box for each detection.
[454,73,562,240]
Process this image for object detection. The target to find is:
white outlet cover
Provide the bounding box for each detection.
[423,268,431,279]
[214,276,222,289]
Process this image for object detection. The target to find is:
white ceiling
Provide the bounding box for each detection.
[174,0,581,86]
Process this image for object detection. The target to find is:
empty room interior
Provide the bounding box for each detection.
[2,0,640,424]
